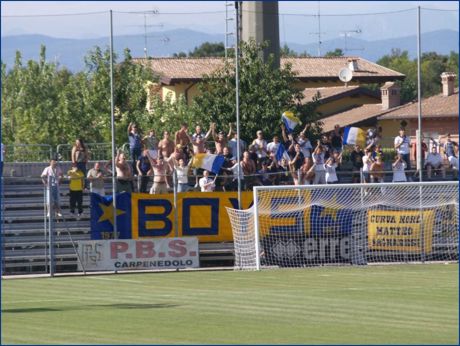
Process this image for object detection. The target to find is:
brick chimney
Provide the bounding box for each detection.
[380,82,401,110]
[441,72,456,97]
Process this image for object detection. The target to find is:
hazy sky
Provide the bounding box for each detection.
[1,1,458,43]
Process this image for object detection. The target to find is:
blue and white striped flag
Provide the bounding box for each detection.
[276,143,291,163]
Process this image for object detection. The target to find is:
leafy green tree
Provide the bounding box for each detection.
[325,49,344,57]
[1,45,72,146]
[192,39,321,143]
[114,48,154,142]
[1,45,153,150]
[141,94,196,136]
[280,44,310,58]
[173,42,232,58]
[189,42,226,57]
[377,49,459,103]
[172,52,187,58]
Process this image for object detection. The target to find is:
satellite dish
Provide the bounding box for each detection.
[338,67,353,83]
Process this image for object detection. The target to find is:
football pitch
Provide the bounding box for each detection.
[2,264,458,345]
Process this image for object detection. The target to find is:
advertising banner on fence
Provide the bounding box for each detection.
[77,237,199,271]
[368,210,434,253]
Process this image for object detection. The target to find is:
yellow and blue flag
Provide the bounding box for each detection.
[282,111,301,133]
[90,192,132,239]
[343,127,366,147]
[191,153,225,174]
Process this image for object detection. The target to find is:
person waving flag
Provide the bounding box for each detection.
[281,111,301,133]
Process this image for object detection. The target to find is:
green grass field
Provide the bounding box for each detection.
[2,264,458,345]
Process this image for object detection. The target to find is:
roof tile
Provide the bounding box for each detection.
[320,89,459,132]
[133,56,405,83]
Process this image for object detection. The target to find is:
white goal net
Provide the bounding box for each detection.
[226,182,459,270]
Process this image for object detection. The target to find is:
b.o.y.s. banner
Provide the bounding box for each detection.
[91,191,253,242]
[90,190,358,243]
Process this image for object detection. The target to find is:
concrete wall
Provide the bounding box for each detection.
[316,94,381,117]
[378,118,459,140]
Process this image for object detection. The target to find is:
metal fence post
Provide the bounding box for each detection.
[173,169,179,237]
[47,175,55,277]
[43,183,48,273]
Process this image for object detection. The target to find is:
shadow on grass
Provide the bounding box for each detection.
[2,303,179,314]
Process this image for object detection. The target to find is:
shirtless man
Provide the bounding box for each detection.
[158,130,175,159]
[115,150,133,193]
[212,123,232,155]
[146,152,171,195]
[175,123,191,160]
[241,151,257,190]
[188,130,211,188]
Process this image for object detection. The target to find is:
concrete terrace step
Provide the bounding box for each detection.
[2,214,91,224]
[3,243,234,261]
[2,222,89,232]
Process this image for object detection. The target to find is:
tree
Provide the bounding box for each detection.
[192,39,321,143]
[377,50,416,103]
[377,49,459,103]
[325,49,344,57]
[280,44,310,58]
[1,45,154,149]
[143,94,196,137]
[173,52,187,58]
[189,42,226,57]
[1,45,72,146]
[173,42,227,58]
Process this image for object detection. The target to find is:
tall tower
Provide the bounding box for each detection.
[241,1,280,69]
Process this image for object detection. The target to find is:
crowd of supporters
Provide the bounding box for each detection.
[40,122,459,200]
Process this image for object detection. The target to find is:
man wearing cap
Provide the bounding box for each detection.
[251,130,268,161]
[394,127,412,175]
[41,158,63,217]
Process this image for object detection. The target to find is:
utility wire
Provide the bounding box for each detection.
[420,7,459,12]
[2,11,107,18]
[2,7,457,19]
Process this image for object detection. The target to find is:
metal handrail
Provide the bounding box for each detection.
[4,144,53,163]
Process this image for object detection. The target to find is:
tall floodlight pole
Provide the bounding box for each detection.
[416,6,425,263]
[109,10,118,238]
[235,1,242,209]
[417,6,422,182]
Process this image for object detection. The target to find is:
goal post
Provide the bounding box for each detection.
[226,181,459,270]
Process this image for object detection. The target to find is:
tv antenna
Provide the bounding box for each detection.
[142,12,163,58]
[339,28,364,54]
[308,1,326,57]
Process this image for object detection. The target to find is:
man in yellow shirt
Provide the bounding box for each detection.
[67,163,84,219]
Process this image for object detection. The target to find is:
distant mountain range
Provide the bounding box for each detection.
[1,29,458,72]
